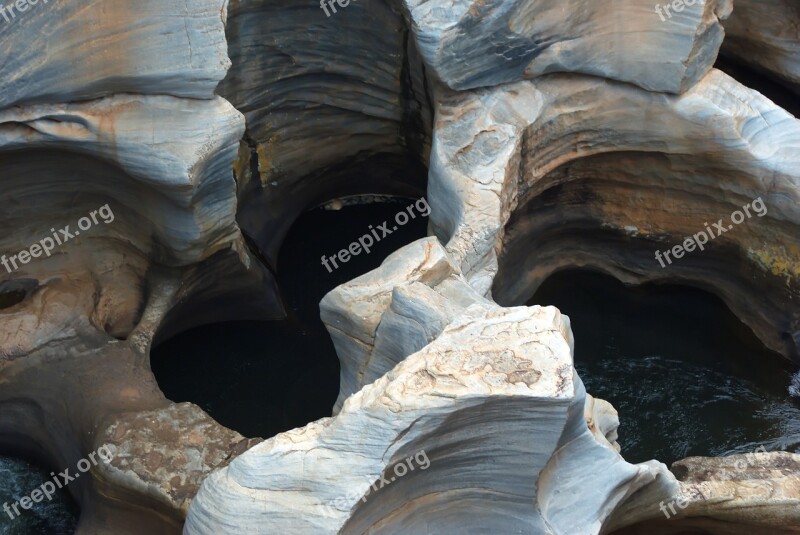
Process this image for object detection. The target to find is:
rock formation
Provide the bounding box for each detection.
[427,69,800,360]
[0,0,797,534]
[0,1,265,532]
[721,0,800,94]
[405,0,733,93]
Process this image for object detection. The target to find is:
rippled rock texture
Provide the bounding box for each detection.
[429,69,800,361]
[189,238,678,534]
[0,0,798,533]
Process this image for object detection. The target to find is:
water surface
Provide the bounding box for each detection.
[531,269,800,465]
[0,456,78,535]
[152,199,429,438]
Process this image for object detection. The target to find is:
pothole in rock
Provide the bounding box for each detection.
[531,269,800,466]
[0,279,38,310]
[0,454,79,534]
[151,198,430,439]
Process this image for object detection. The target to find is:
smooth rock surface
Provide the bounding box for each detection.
[187,266,669,533]
[428,69,800,361]
[404,0,732,93]
[0,0,231,108]
[220,0,432,269]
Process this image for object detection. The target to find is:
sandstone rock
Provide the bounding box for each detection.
[98,403,261,515]
[187,286,669,534]
[608,452,800,533]
[428,69,800,361]
[722,0,800,94]
[0,0,231,109]
[404,0,732,93]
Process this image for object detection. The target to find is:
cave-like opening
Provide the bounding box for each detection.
[151,196,430,439]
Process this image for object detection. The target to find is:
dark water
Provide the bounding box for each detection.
[0,456,78,535]
[151,199,429,439]
[531,269,800,466]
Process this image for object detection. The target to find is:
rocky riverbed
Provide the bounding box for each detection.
[0,0,798,534]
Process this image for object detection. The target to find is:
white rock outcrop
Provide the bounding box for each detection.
[428,69,800,360]
[187,238,676,535]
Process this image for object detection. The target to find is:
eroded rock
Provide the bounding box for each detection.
[405,0,732,93]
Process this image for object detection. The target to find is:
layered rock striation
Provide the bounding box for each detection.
[0,0,798,533]
[428,69,800,361]
[721,0,800,94]
[404,0,733,93]
[0,1,267,532]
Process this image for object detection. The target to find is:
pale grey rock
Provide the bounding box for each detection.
[320,236,491,412]
[0,94,244,264]
[0,0,231,109]
[187,291,671,534]
[585,393,621,452]
[404,0,733,93]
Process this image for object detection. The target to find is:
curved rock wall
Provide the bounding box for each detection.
[220,0,432,268]
[428,70,800,361]
[0,1,265,532]
[0,0,798,533]
[721,0,800,94]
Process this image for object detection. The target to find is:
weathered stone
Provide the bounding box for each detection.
[187,290,670,534]
[0,0,231,109]
[428,70,800,361]
[722,0,800,94]
[404,0,732,93]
